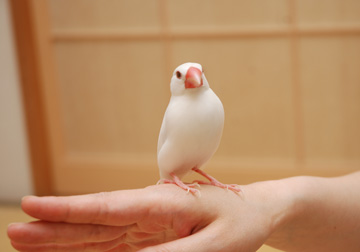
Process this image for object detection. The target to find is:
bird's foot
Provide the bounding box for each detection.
[156,175,201,196]
[192,180,241,193]
[192,168,241,193]
[157,179,200,188]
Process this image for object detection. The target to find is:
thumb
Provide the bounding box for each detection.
[138,223,226,252]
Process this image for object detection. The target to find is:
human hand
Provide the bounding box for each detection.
[8,182,293,252]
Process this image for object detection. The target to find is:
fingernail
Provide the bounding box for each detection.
[8,222,20,228]
[22,195,37,201]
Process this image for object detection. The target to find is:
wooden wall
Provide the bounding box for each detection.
[15,0,360,195]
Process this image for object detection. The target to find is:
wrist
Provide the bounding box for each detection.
[266,177,307,232]
[250,176,313,241]
[242,177,305,240]
[264,175,327,250]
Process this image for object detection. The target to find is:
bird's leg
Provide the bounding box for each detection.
[157,173,201,195]
[157,178,200,188]
[191,167,241,193]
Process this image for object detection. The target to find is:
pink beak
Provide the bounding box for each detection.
[185,67,203,89]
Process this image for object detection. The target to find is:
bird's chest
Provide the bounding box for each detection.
[165,97,223,144]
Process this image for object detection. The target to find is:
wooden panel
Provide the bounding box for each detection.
[54,41,167,154]
[48,0,161,31]
[52,40,169,193]
[296,0,360,25]
[171,38,296,160]
[168,0,290,30]
[299,36,360,163]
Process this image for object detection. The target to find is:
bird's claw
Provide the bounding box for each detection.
[187,188,201,197]
[187,182,201,188]
[226,184,241,193]
[156,179,173,185]
[157,176,201,197]
[191,179,241,193]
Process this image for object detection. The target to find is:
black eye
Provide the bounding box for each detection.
[176,71,182,79]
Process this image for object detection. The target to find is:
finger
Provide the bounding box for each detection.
[137,222,226,252]
[10,236,126,252]
[8,221,128,244]
[21,189,154,225]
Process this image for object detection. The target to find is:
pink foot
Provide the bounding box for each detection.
[192,168,241,193]
[157,174,200,195]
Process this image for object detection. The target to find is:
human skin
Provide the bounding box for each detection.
[7,171,360,252]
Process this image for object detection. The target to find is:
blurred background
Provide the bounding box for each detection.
[1,0,360,250]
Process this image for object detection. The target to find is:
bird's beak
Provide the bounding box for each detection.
[185,67,203,89]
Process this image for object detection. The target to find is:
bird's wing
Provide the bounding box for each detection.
[157,114,167,156]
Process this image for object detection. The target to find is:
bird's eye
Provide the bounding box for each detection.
[175,71,182,79]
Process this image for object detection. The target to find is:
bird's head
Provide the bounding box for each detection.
[170,62,209,95]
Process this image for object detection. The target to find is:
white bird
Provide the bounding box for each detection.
[157,62,240,194]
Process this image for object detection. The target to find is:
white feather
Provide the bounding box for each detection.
[157,63,224,180]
